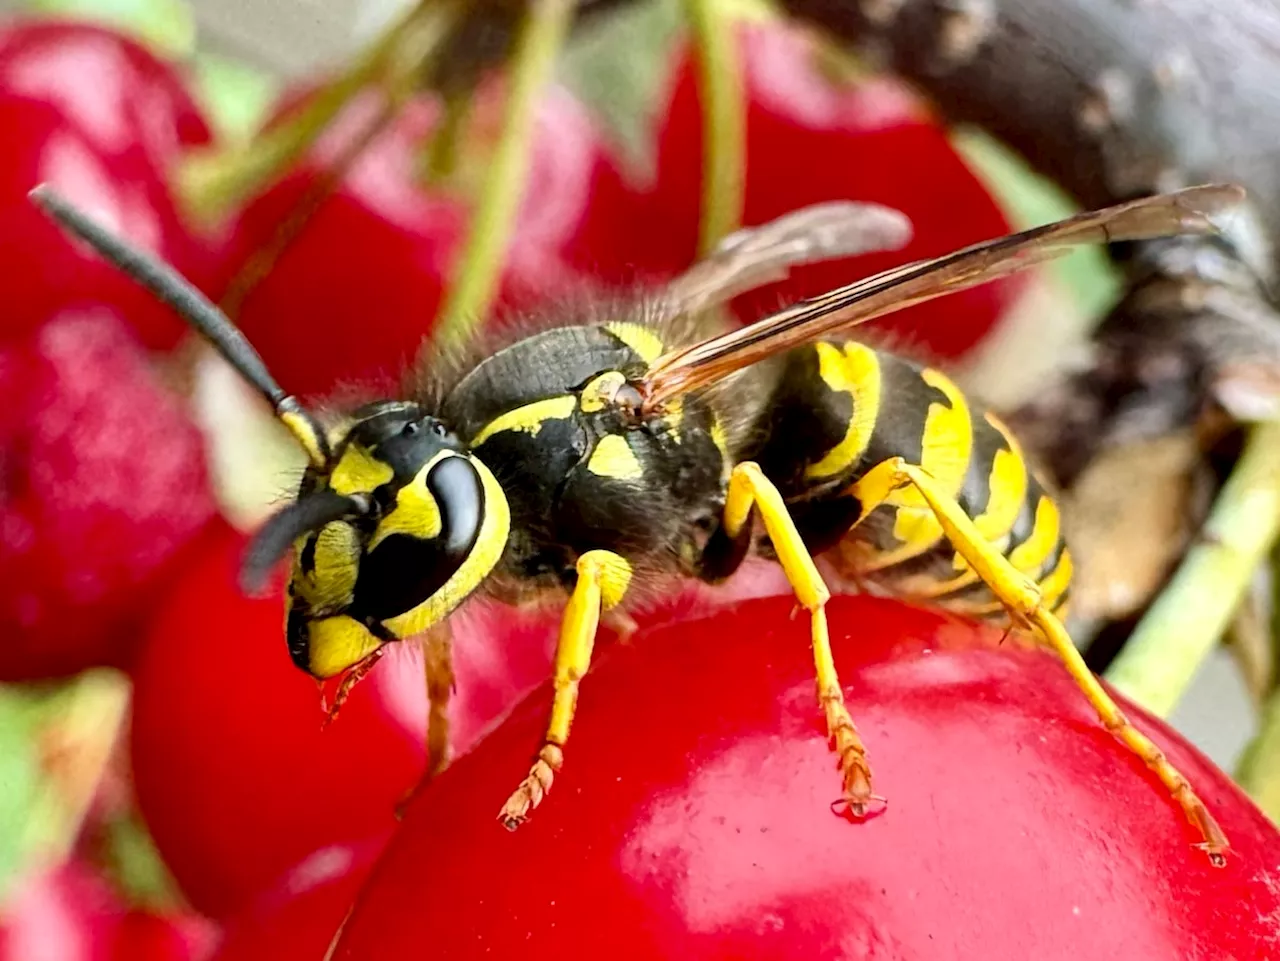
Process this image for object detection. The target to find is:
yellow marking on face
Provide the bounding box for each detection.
[1039,548,1073,608]
[367,450,453,552]
[587,434,644,481]
[471,395,577,447]
[1007,496,1062,578]
[280,409,328,468]
[381,457,511,639]
[604,321,664,364]
[806,341,883,480]
[308,614,383,678]
[329,444,394,496]
[579,372,627,413]
[294,521,361,610]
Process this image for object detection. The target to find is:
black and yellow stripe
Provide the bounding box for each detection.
[746,340,1070,621]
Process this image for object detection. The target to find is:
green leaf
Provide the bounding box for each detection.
[98,811,182,909]
[0,672,130,907]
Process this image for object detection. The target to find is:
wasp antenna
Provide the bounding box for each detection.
[28,184,331,469]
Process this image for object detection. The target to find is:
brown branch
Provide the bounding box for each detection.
[779,0,1280,246]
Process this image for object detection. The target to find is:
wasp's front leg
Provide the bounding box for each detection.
[498,550,632,830]
[705,461,881,818]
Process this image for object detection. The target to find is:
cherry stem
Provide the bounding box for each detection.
[1105,419,1280,716]
[177,0,455,226]
[683,0,745,255]
[1237,688,1280,820]
[421,86,476,185]
[436,0,577,346]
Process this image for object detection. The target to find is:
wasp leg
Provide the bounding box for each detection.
[723,462,879,816]
[852,457,1229,865]
[498,549,632,830]
[423,622,455,779]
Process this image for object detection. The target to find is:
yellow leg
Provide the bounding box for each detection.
[498,549,632,830]
[863,457,1229,865]
[726,462,879,816]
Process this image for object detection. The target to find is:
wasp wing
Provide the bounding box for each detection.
[661,201,913,318]
[642,184,1247,408]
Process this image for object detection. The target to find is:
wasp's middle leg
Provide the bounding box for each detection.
[708,461,879,816]
[498,549,632,830]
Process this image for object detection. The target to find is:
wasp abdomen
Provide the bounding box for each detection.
[746,341,1070,616]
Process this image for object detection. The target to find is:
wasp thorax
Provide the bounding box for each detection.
[241,401,510,680]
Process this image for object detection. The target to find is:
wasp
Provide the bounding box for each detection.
[33,180,1243,865]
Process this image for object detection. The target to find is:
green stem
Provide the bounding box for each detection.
[178,0,452,225]
[1105,419,1280,716]
[422,87,476,185]
[435,0,576,345]
[682,0,745,255]
[1237,683,1280,820]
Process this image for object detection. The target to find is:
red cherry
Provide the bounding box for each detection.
[331,594,1280,959]
[216,86,624,402]
[0,863,118,961]
[648,22,1024,360]
[0,21,210,166]
[0,310,215,680]
[128,522,562,918]
[0,23,212,348]
[209,836,388,961]
[0,863,215,961]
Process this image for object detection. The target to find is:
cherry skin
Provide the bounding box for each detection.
[0,22,212,348]
[214,86,630,402]
[332,594,1280,960]
[209,836,389,961]
[646,21,1025,360]
[0,310,215,681]
[0,862,215,961]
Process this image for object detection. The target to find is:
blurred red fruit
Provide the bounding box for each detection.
[644,22,1023,360]
[332,594,1280,960]
[128,522,563,917]
[210,836,387,961]
[0,22,212,348]
[0,311,215,680]
[215,86,627,402]
[0,863,215,961]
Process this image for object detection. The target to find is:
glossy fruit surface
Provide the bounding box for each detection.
[333,594,1280,960]
[649,22,1024,360]
[209,836,387,961]
[0,22,211,348]
[215,86,628,402]
[0,311,214,680]
[0,862,214,961]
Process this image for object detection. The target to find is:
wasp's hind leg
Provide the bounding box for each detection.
[851,457,1229,865]
[498,550,632,830]
[707,462,880,817]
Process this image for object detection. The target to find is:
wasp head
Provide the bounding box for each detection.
[244,401,511,680]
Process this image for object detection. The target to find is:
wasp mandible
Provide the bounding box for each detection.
[33,180,1244,865]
